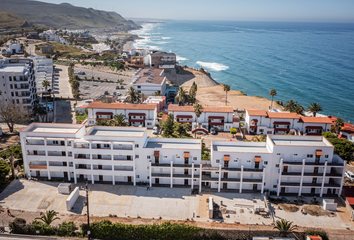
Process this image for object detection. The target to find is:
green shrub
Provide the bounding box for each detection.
[305,228,328,240]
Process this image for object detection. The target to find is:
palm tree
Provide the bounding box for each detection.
[193,104,203,138]
[127,87,139,103]
[69,62,75,69]
[35,210,60,225]
[283,100,297,112]
[269,89,277,109]
[152,91,161,96]
[140,93,148,102]
[113,113,128,126]
[42,80,50,122]
[307,102,323,117]
[274,219,297,235]
[71,80,80,92]
[73,92,80,104]
[66,54,71,64]
[334,118,344,135]
[175,87,187,106]
[223,84,230,106]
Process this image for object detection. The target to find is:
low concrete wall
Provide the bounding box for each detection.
[66,187,79,211]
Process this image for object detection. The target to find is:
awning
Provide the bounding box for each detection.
[316,150,323,156]
[128,119,145,122]
[273,121,290,125]
[96,112,113,115]
[154,151,160,157]
[255,156,261,162]
[184,152,190,158]
[128,113,146,116]
[208,116,225,119]
[274,128,290,132]
[250,125,257,129]
[251,119,258,123]
[305,126,323,130]
[209,122,224,126]
[176,115,193,118]
[224,155,230,161]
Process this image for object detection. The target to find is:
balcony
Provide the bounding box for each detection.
[26,141,45,146]
[74,144,89,149]
[222,167,263,172]
[152,173,171,177]
[113,157,132,161]
[283,161,344,166]
[74,156,90,160]
[29,164,47,170]
[113,146,133,150]
[151,163,171,167]
[93,168,112,171]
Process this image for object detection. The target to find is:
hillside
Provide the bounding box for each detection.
[0,0,140,30]
[0,12,32,29]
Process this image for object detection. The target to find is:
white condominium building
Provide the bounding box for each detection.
[86,101,158,128]
[20,123,202,188]
[205,135,345,197]
[0,58,37,110]
[29,56,54,95]
[132,68,166,96]
[245,109,332,136]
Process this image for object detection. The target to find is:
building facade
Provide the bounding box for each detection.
[132,68,167,96]
[144,51,177,69]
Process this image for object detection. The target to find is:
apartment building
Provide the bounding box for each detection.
[86,101,158,128]
[132,68,167,96]
[144,51,177,69]
[205,135,345,197]
[168,104,237,132]
[0,58,37,110]
[245,109,332,135]
[21,123,202,188]
[29,56,54,95]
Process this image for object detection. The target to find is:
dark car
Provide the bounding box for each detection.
[104,91,109,95]
[210,128,217,135]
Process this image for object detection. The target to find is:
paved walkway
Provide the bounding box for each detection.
[53,65,73,98]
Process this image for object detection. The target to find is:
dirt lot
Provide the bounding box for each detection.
[302,204,335,217]
[279,203,299,213]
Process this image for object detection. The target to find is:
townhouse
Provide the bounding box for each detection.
[205,135,345,197]
[245,109,332,135]
[0,58,37,110]
[132,68,167,96]
[21,123,201,188]
[168,104,238,132]
[86,101,158,128]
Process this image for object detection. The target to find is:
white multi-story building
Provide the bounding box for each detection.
[39,30,70,45]
[4,43,23,55]
[245,109,332,135]
[86,101,158,128]
[168,104,238,132]
[29,56,54,95]
[132,68,166,96]
[205,135,345,197]
[20,123,202,188]
[0,58,37,110]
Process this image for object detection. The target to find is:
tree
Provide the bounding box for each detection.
[193,104,203,138]
[71,80,80,92]
[175,87,187,106]
[269,89,277,109]
[325,138,354,161]
[42,80,50,122]
[274,219,297,234]
[127,87,139,103]
[6,147,16,179]
[35,210,60,225]
[96,119,114,126]
[223,84,230,106]
[334,118,344,135]
[230,128,237,138]
[307,102,323,117]
[66,54,71,64]
[152,91,161,96]
[0,160,10,182]
[159,114,175,138]
[140,93,148,102]
[118,79,124,85]
[283,100,304,115]
[189,81,197,105]
[73,92,80,104]
[113,114,128,126]
[0,100,30,132]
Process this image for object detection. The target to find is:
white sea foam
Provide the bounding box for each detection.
[177,56,189,61]
[162,37,172,39]
[196,61,229,71]
[155,41,169,45]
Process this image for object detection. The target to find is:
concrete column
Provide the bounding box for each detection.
[320,160,328,197]
[112,175,115,185]
[47,161,51,180]
[338,161,347,196]
[149,161,152,188]
[261,166,265,194]
[199,164,202,193]
[170,161,173,188]
[299,159,306,196]
[68,163,71,181]
[191,162,194,189]
[74,174,77,184]
[277,158,283,196]
[239,166,244,193]
[218,165,221,193]
[91,174,94,184]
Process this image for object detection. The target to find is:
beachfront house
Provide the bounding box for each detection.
[144,51,177,69]
[132,68,167,96]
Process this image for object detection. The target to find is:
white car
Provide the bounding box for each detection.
[345,171,354,181]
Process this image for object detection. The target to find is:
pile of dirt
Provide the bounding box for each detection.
[279,203,299,212]
[302,205,335,217]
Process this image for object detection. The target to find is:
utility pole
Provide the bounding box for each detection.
[85,181,90,240]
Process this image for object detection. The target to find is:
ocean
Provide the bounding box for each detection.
[130,21,354,122]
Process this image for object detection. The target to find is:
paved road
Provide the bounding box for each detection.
[54,100,73,123]
[74,67,132,84]
[79,81,127,100]
[53,65,73,98]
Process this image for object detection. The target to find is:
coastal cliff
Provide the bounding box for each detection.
[164,66,218,87]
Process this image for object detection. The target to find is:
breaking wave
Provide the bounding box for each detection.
[196,61,229,71]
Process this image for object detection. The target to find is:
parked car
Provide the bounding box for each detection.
[152,126,159,135]
[113,92,116,96]
[104,91,109,95]
[74,71,85,75]
[210,128,217,135]
[345,171,354,181]
[116,86,119,90]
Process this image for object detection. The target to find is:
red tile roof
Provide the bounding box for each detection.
[327,116,352,127]
[246,109,267,116]
[267,112,300,119]
[300,116,332,124]
[168,104,233,113]
[342,126,354,136]
[87,101,157,110]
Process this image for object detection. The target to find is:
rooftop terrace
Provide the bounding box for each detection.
[22,123,83,134]
[86,126,146,138]
[145,139,201,150]
[269,135,332,147]
[212,142,270,153]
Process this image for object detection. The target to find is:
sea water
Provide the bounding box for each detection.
[130,21,354,122]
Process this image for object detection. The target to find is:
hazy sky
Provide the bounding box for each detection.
[38,0,354,22]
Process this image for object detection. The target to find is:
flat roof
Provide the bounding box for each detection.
[145,141,200,150]
[22,123,83,134]
[0,65,26,73]
[272,139,327,147]
[213,144,270,153]
[89,129,145,137]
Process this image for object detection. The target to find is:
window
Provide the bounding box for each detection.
[135,155,139,158]
[10,84,13,89]
[247,160,251,162]
[325,155,329,158]
[216,159,220,163]
[215,182,218,184]
[11,92,14,97]
[264,161,268,165]
[104,144,110,148]
[193,157,197,160]
[164,156,167,158]
[216,172,219,174]
[136,175,140,178]
[195,169,197,171]
[53,140,59,145]
[275,164,279,167]
[259,129,264,133]
[147,176,149,179]
[277,153,281,155]
[138,86,141,88]
[294,154,298,156]
[147,156,151,159]
[147,122,152,125]
[307,154,313,158]
[234,160,238,162]
[147,166,149,169]
[194,179,197,181]
[273,185,277,188]
[135,144,139,148]
[176,155,180,158]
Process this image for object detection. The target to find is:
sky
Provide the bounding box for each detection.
[37,0,354,22]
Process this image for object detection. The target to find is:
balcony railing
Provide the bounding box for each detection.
[29,164,47,169]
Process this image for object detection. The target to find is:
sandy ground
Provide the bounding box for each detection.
[190,85,283,111]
